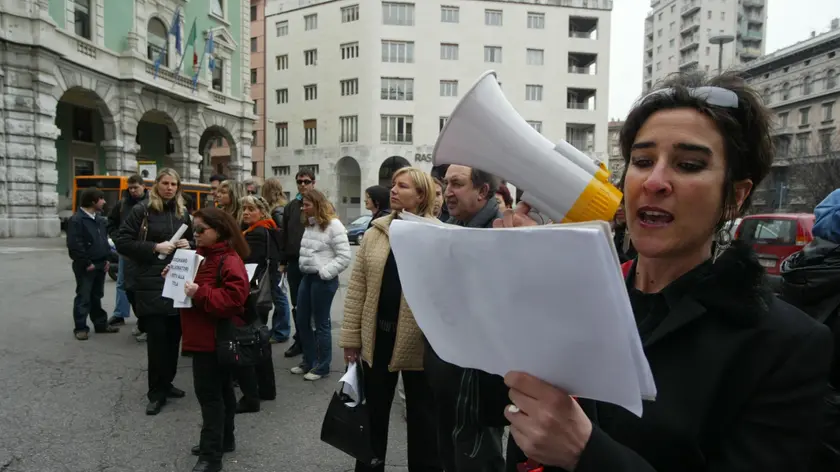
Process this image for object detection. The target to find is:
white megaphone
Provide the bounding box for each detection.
[434,70,622,224]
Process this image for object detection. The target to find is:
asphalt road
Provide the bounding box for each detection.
[0,238,410,472]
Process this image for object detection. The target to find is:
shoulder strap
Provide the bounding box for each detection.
[216,255,227,287]
[621,260,633,278]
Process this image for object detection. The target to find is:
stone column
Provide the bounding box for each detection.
[101,139,138,176]
[236,117,254,180]
[181,104,204,184]
[0,44,62,238]
[117,83,142,175]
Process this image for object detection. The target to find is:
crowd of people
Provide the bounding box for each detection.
[63,71,840,472]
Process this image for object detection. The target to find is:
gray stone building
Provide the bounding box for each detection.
[741,19,840,214]
[0,0,255,238]
[607,119,624,185]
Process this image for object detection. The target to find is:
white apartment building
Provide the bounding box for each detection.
[642,0,767,93]
[264,0,612,222]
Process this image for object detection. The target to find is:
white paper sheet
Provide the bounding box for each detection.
[338,362,361,408]
[389,219,657,416]
[158,224,189,260]
[245,264,258,282]
[163,250,204,309]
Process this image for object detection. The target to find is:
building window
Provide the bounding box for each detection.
[828,69,837,89]
[304,49,318,66]
[276,88,288,104]
[382,40,415,63]
[823,102,834,121]
[527,12,544,29]
[303,120,317,146]
[526,48,544,66]
[381,77,414,101]
[440,80,458,97]
[276,54,288,70]
[72,107,94,142]
[74,0,92,39]
[341,42,359,60]
[212,58,224,92]
[299,164,319,175]
[820,130,833,154]
[485,9,503,26]
[272,165,290,176]
[211,0,225,16]
[304,84,317,101]
[441,5,459,23]
[252,100,258,115]
[440,43,459,60]
[800,107,810,126]
[779,112,788,127]
[527,121,543,133]
[525,84,543,101]
[381,115,413,144]
[250,5,257,21]
[339,115,359,144]
[796,133,810,155]
[484,46,502,63]
[147,18,168,65]
[341,78,359,96]
[781,82,790,100]
[803,76,812,95]
[251,37,257,52]
[669,38,675,47]
[252,131,258,147]
[250,68,257,84]
[439,116,448,131]
[342,4,360,23]
[383,2,415,26]
[275,123,288,147]
[276,20,288,36]
[304,14,318,31]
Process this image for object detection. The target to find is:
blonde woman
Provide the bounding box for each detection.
[340,167,442,472]
[261,178,292,343]
[115,168,194,416]
[215,180,245,228]
[291,189,351,381]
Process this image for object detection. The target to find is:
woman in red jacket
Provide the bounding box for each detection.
[167,207,250,472]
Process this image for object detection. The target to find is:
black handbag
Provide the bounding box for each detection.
[320,362,381,467]
[246,229,274,323]
[214,255,266,367]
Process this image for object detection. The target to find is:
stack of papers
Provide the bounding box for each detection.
[389,217,657,417]
[162,249,205,309]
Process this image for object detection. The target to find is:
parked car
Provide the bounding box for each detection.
[346,215,372,245]
[734,213,815,291]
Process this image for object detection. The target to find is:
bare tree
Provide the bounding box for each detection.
[789,130,840,210]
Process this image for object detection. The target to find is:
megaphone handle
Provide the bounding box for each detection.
[519,191,566,225]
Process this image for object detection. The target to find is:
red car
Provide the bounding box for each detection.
[735,213,815,289]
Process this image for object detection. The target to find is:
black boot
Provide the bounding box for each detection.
[145,399,166,415]
[191,439,235,456]
[191,459,222,472]
[284,342,302,358]
[235,397,260,414]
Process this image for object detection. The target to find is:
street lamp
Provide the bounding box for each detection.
[709,34,735,74]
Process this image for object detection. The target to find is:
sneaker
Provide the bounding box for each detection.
[135,333,147,342]
[75,331,89,341]
[108,316,126,326]
[131,325,142,336]
[304,371,325,381]
[290,365,307,375]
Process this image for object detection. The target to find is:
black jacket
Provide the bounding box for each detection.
[66,209,110,267]
[507,242,833,472]
[107,190,148,240]
[115,199,193,317]
[244,225,281,282]
[279,198,304,264]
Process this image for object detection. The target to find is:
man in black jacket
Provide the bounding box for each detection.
[66,187,120,341]
[106,174,148,339]
[278,169,315,358]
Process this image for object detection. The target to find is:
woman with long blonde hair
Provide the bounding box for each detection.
[216,180,246,227]
[115,167,194,416]
[340,167,442,471]
[291,189,351,381]
[260,178,292,343]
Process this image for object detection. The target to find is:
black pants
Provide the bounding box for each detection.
[287,258,303,344]
[192,352,236,464]
[71,260,108,333]
[355,326,442,472]
[125,291,145,333]
[144,315,182,402]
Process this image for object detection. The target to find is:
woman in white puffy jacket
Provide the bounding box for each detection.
[290,189,352,381]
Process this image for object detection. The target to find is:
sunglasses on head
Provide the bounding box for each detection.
[639,86,740,109]
[297,179,313,185]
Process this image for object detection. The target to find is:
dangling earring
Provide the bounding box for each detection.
[713,225,733,263]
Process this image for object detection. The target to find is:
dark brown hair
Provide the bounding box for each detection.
[192,207,251,259]
[301,189,336,231]
[619,72,774,226]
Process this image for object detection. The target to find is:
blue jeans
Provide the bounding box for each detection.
[295,273,339,376]
[113,256,131,318]
[270,272,291,341]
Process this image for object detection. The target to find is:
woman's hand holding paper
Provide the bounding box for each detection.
[504,371,592,470]
[184,282,199,298]
[175,239,190,249]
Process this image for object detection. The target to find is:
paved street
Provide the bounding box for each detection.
[0,238,411,472]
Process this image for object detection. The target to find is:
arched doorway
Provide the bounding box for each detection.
[136,110,182,178]
[336,156,362,223]
[379,156,411,187]
[198,126,237,183]
[54,86,116,223]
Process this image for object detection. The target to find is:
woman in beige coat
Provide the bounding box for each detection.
[340,167,442,472]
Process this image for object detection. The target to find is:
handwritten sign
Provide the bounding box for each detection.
[162,249,202,304]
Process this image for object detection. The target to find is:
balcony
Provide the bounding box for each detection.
[568,52,598,75]
[679,52,699,68]
[740,46,761,59]
[645,23,653,36]
[567,88,597,111]
[566,124,596,153]
[645,37,654,51]
[681,0,701,16]
[743,30,763,41]
[679,35,700,51]
[644,54,653,66]
[743,0,764,7]
[745,11,764,24]
[680,18,700,34]
[569,16,599,40]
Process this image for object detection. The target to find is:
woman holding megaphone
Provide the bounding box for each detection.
[497,73,832,471]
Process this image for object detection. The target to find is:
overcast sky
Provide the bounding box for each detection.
[608,0,840,120]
